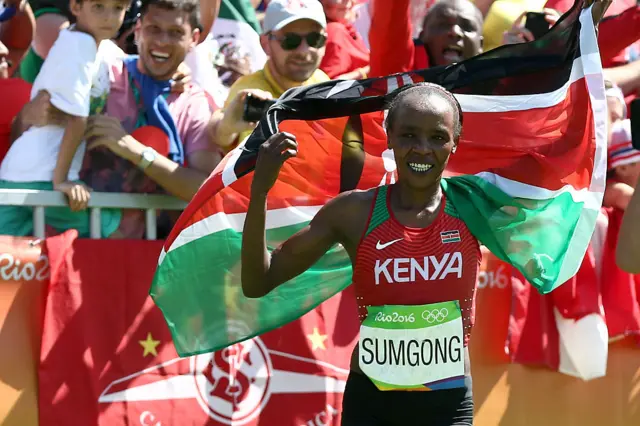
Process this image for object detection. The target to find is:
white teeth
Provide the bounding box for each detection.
[151,51,170,62]
[408,163,433,172]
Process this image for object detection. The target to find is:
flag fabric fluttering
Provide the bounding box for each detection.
[151,1,606,357]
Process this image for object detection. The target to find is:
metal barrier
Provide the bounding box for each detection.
[0,189,187,240]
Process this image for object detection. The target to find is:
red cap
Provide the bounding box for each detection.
[131,125,170,158]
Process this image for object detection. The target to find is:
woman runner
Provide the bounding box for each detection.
[242,82,477,426]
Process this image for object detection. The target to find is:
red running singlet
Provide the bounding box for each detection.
[353,185,481,345]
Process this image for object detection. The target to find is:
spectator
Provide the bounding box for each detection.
[0,38,10,78]
[211,0,329,149]
[351,0,370,49]
[318,0,369,80]
[614,127,640,273]
[368,0,483,77]
[19,0,221,82]
[13,0,222,239]
[0,0,129,238]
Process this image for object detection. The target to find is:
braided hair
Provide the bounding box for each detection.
[384,82,463,140]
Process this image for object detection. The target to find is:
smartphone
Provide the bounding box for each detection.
[525,12,550,39]
[243,94,276,122]
[631,99,640,150]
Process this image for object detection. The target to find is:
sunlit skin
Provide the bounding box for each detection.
[70,0,128,42]
[241,85,468,376]
[387,91,459,195]
[261,18,326,86]
[134,4,200,81]
[0,40,9,79]
[321,0,355,23]
[419,0,483,66]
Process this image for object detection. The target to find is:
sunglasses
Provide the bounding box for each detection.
[268,32,327,50]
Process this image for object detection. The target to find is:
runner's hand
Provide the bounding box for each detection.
[586,0,612,26]
[54,181,91,211]
[251,132,298,196]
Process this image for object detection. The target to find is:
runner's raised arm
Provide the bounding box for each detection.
[242,132,348,297]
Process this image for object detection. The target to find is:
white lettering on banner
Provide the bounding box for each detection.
[374,252,463,284]
[195,338,272,425]
[0,253,50,282]
[477,264,508,289]
[99,320,350,426]
[302,404,340,426]
[139,411,162,426]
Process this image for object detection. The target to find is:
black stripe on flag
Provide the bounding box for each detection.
[236,0,587,180]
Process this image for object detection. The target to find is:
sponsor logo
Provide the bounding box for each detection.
[375,238,403,250]
[99,323,349,425]
[440,230,461,244]
[374,252,463,284]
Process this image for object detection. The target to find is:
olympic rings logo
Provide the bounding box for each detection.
[421,308,449,323]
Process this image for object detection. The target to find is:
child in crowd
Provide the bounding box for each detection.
[603,81,636,210]
[605,120,639,209]
[0,0,128,237]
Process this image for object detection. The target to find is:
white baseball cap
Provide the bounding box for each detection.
[262,0,327,34]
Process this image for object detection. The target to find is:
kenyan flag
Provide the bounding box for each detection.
[151,1,607,357]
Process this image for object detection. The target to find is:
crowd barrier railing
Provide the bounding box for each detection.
[0,189,187,240]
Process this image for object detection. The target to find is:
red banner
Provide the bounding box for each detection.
[21,231,640,426]
[38,231,359,426]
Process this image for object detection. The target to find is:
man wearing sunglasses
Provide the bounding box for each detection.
[211,0,330,150]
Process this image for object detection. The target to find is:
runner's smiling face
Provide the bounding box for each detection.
[135,5,199,81]
[387,92,459,190]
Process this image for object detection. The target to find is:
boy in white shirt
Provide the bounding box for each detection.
[0,0,129,237]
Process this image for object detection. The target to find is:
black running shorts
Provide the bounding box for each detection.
[341,372,474,426]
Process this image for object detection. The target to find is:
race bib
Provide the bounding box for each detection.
[359,301,465,391]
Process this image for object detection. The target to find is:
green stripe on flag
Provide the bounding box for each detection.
[441,175,600,293]
[151,220,352,356]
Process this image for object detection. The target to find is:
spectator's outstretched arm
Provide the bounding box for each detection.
[368,0,415,77]
[598,6,640,66]
[85,115,220,201]
[617,175,640,273]
[604,60,640,95]
[199,0,221,43]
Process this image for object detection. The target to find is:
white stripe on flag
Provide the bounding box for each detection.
[473,172,602,209]
[160,206,323,264]
[555,5,606,285]
[456,54,598,113]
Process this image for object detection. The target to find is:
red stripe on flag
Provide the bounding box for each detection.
[448,77,595,191]
[166,76,596,249]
